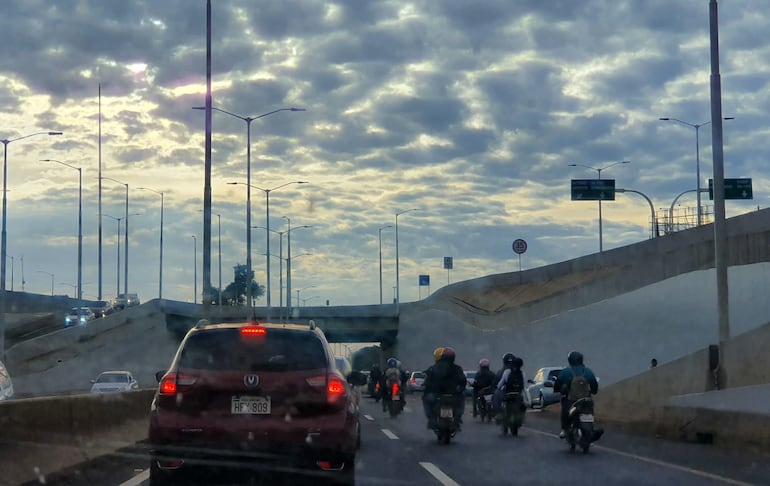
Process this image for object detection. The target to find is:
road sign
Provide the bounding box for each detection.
[443,257,453,270]
[512,239,527,255]
[571,179,616,201]
[708,178,753,200]
[419,275,430,286]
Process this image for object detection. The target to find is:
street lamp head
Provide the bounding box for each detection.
[48,132,63,136]
[658,117,670,121]
[289,108,306,112]
[191,106,205,110]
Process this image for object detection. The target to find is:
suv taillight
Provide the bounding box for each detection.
[159,372,197,395]
[307,374,347,405]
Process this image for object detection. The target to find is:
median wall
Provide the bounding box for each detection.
[592,319,770,450]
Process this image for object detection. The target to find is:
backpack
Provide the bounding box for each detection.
[567,367,591,401]
[505,369,524,393]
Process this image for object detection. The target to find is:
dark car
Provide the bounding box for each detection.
[148,320,365,485]
[89,301,115,318]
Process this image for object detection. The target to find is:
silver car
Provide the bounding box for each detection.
[0,360,14,401]
[90,371,139,393]
[527,367,563,408]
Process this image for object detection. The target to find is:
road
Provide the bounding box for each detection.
[20,394,770,486]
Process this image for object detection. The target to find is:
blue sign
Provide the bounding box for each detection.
[419,275,430,286]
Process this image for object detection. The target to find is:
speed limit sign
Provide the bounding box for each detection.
[512,238,527,254]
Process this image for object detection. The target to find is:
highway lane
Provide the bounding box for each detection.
[24,394,770,485]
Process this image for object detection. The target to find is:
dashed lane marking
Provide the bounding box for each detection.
[525,428,753,486]
[117,468,149,486]
[364,414,375,421]
[419,461,461,486]
[381,428,399,440]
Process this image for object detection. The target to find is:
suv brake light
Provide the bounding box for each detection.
[240,325,266,336]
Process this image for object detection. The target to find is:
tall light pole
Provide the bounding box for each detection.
[395,208,419,309]
[41,159,82,322]
[659,117,734,225]
[8,256,12,292]
[36,270,54,296]
[194,106,305,313]
[192,235,198,304]
[296,285,316,307]
[0,130,63,355]
[568,161,630,253]
[104,213,140,299]
[200,210,222,307]
[283,217,312,316]
[102,177,130,295]
[227,181,308,319]
[378,225,392,304]
[139,187,164,301]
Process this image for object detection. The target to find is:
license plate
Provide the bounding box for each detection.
[579,413,594,423]
[483,394,493,401]
[231,396,271,415]
[440,407,453,419]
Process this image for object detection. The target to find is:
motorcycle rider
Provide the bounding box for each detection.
[471,358,496,418]
[369,363,382,397]
[423,347,467,429]
[493,354,530,421]
[553,351,599,439]
[382,357,403,412]
[422,347,445,425]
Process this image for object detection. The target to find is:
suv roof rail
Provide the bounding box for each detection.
[195,319,210,329]
[308,319,316,330]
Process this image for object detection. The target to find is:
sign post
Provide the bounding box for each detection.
[443,256,453,284]
[512,239,527,284]
[418,274,430,299]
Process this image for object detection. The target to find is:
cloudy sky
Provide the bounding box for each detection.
[0,0,767,306]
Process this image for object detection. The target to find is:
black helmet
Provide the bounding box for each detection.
[567,351,584,366]
[513,357,524,369]
[502,353,516,366]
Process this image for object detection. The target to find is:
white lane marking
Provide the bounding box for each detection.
[419,462,461,486]
[381,428,399,440]
[364,414,375,421]
[525,428,753,486]
[404,406,413,413]
[118,468,149,486]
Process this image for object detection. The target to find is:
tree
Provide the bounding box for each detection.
[352,345,382,371]
[222,264,264,306]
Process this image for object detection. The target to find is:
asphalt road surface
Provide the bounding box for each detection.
[21,394,770,486]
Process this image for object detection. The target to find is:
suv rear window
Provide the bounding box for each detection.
[413,372,425,379]
[179,328,327,372]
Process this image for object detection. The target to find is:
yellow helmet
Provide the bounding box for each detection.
[433,347,445,363]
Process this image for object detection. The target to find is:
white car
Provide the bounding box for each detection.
[65,307,96,327]
[0,360,14,401]
[90,371,139,393]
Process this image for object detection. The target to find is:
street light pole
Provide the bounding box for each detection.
[296,285,316,307]
[41,159,82,323]
[104,213,140,299]
[192,235,197,304]
[102,177,130,295]
[285,219,311,316]
[378,225,392,304]
[195,106,305,315]
[139,187,164,301]
[200,210,222,307]
[568,161,630,252]
[395,209,418,310]
[36,270,54,296]
[228,181,308,319]
[659,117,734,226]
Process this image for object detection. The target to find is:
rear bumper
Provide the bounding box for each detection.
[149,409,358,472]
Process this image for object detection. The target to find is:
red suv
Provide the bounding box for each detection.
[148,320,365,485]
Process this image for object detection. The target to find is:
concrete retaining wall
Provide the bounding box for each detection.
[0,389,154,444]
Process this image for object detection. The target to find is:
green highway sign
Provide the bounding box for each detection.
[571,179,616,201]
[708,178,753,200]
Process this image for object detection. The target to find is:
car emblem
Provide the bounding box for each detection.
[244,375,259,388]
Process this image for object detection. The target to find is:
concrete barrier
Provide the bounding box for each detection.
[0,389,154,444]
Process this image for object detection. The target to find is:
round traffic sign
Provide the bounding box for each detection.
[512,238,527,254]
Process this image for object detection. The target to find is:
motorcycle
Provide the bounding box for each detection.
[476,387,494,422]
[501,391,525,436]
[372,381,382,402]
[388,382,405,417]
[432,394,460,444]
[565,397,603,453]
